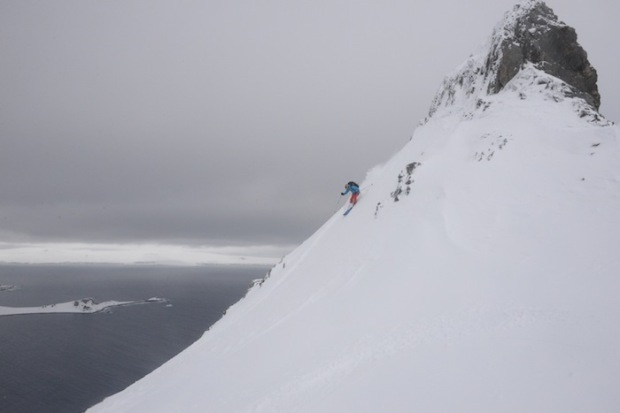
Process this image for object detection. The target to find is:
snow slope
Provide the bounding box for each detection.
[89,4,620,413]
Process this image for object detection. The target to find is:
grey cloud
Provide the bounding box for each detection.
[1,0,618,249]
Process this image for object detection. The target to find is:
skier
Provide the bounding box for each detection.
[341,181,360,205]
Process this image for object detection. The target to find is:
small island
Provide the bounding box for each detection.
[0,297,168,317]
[0,283,18,292]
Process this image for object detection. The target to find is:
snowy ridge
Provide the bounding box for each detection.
[88,2,620,411]
[89,80,620,412]
[504,64,610,125]
[427,0,547,119]
[427,0,602,123]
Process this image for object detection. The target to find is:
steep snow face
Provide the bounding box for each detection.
[88,79,620,412]
[88,3,620,412]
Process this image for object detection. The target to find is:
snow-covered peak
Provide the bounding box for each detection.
[427,0,601,122]
[88,83,620,412]
[87,3,620,412]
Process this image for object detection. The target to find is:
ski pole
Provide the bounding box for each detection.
[332,194,343,213]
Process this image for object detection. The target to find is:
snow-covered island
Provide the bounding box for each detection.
[0,297,168,317]
[0,283,18,292]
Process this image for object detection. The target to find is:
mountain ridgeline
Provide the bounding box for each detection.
[428,0,604,123]
[88,2,620,412]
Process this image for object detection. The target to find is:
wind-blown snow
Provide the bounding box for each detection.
[88,4,620,411]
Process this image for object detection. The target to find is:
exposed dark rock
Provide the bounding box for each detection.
[428,0,602,119]
[489,1,599,108]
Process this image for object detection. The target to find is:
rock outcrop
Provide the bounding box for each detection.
[428,0,601,119]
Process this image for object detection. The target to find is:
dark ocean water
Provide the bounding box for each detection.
[0,264,268,413]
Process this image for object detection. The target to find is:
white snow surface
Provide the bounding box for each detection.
[88,7,620,408]
[88,72,620,412]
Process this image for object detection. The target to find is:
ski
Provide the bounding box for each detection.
[343,204,355,216]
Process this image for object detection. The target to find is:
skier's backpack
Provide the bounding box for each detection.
[348,181,359,188]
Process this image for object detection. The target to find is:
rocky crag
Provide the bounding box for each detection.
[428,0,604,123]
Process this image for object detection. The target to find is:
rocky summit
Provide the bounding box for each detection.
[429,0,601,120]
[489,0,599,107]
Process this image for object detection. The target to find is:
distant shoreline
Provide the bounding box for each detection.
[0,284,18,292]
[0,242,285,267]
[0,261,273,268]
[0,297,169,317]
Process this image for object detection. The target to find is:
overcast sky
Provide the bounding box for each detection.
[1,0,618,260]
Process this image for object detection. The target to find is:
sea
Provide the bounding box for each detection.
[0,264,269,413]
